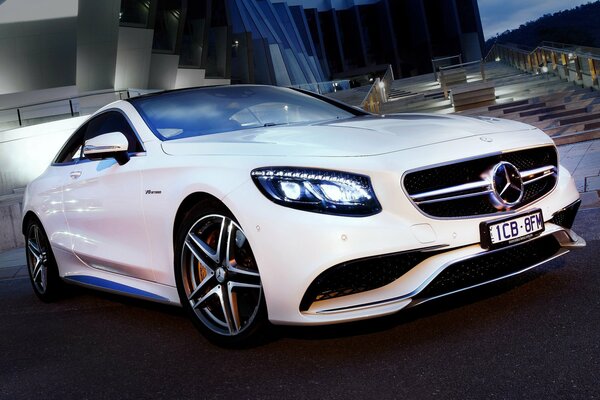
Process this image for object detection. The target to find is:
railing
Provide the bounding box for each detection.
[291,80,351,95]
[431,55,463,81]
[487,41,600,91]
[437,59,487,98]
[360,64,394,113]
[0,89,151,132]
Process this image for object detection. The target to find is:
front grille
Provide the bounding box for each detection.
[404,146,558,218]
[299,249,442,311]
[414,235,561,300]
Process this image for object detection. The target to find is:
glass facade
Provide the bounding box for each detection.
[118,0,484,85]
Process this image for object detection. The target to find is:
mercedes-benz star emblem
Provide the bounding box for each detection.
[490,161,523,209]
[215,267,226,283]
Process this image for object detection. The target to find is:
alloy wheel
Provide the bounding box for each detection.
[181,214,262,337]
[26,224,49,294]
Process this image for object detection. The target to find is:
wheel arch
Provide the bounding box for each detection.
[172,192,227,247]
[22,210,42,235]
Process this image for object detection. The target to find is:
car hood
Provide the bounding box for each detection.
[161,114,536,157]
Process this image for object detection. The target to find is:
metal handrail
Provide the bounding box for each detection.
[439,59,484,70]
[359,64,394,113]
[489,41,599,91]
[431,54,463,81]
[0,89,133,113]
[0,89,150,130]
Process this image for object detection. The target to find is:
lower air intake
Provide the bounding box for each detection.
[414,235,562,301]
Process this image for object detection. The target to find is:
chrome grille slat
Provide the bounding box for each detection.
[404,147,558,218]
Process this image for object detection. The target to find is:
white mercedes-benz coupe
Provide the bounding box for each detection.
[23,85,585,345]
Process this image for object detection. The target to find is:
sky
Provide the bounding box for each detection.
[478,0,594,39]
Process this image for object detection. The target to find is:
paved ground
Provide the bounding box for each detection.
[560,139,600,209]
[1,212,599,399]
[1,139,599,399]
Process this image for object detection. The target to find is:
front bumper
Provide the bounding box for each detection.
[225,161,584,326]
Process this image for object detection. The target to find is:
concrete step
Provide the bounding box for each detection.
[542,113,600,136]
[539,107,589,122]
[519,105,566,117]
[584,121,600,130]
[503,102,546,114]
[488,99,529,111]
[558,113,600,126]
[552,128,600,146]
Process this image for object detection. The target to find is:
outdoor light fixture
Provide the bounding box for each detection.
[495,56,501,62]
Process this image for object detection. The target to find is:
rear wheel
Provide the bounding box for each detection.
[175,201,268,346]
[25,220,63,302]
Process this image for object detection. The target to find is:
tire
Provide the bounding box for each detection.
[25,219,63,302]
[174,201,268,347]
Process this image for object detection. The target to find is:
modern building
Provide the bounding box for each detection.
[0,0,484,97]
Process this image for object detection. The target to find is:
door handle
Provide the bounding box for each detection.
[70,171,82,179]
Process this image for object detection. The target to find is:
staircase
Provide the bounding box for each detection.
[326,61,600,146]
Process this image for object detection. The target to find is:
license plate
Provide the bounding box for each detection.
[480,209,545,249]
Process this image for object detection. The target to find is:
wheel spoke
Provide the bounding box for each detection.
[28,239,41,258]
[229,265,260,278]
[33,261,43,281]
[220,285,236,335]
[227,281,262,333]
[40,267,47,290]
[186,233,218,268]
[187,269,215,302]
[192,284,220,310]
[217,218,233,266]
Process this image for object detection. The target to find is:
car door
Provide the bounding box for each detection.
[62,110,155,281]
[34,122,89,263]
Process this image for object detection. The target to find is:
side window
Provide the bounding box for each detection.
[84,111,144,154]
[54,122,89,164]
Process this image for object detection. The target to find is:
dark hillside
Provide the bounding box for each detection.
[485,1,600,50]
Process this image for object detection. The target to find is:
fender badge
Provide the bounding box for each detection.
[480,136,493,143]
[145,190,162,195]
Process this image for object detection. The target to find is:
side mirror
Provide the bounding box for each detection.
[83,131,130,165]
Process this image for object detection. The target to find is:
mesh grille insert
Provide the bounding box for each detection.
[415,235,561,300]
[300,249,442,311]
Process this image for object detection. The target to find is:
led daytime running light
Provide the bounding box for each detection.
[251,167,381,217]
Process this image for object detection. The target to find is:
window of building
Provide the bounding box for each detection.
[120,0,151,27]
[153,0,183,53]
[179,0,208,67]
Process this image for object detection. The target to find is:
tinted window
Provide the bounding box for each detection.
[131,86,357,141]
[84,111,144,153]
[54,122,88,164]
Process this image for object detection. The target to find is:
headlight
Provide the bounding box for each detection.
[251,167,381,216]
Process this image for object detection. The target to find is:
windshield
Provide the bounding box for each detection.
[130,86,358,141]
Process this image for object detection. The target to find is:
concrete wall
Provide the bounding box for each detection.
[0,116,87,196]
[174,68,206,89]
[0,116,87,251]
[174,68,232,89]
[76,0,120,92]
[461,32,482,62]
[114,27,154,90]
[148,53,180,90]
[0,18,77,95]
[0,199,24,252]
